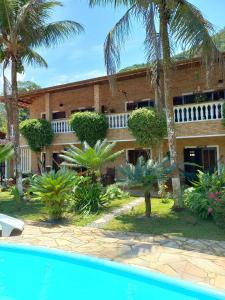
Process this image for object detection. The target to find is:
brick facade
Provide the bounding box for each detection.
[19,57,225,178]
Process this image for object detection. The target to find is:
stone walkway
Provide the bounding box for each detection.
[87,197,144,228]
[1,223,225,292]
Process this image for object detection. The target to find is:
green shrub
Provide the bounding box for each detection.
[30,168,75,220]
[71,176,105,214]
[20,119,54,152]
[128,108,167,147]
[70,112,108,147]
[210,191,225,228]
[103,184,129,201]
[184,169,225,220]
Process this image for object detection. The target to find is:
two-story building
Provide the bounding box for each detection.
[18,55,225,182]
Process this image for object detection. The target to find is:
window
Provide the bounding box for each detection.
[53,153,63,171]
[127,149,149,165]
[52,111,66,120]
[71,107,95,114]
[126,99,154,112]
[41,113,46,119]
[173,89,225,106]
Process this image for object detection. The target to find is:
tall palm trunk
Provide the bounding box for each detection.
[11,58,23,196]
[159,3,182,207]
[144,191,151,218]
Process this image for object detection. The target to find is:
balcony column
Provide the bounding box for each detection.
[44,93,53,171]
[94,84,100,112]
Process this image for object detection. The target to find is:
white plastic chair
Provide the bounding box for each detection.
[0,214,24,237]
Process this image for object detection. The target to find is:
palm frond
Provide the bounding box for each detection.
[35,21,84,47]
[170,0,220,62]
[104,5,136,75]
[21,47,48,67]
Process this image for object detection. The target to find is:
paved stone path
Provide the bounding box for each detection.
[1,223,225,292]
[87,197,144,228]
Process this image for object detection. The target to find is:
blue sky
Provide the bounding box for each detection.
[19,0,225,88]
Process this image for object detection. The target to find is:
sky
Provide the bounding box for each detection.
[2,0,225,88]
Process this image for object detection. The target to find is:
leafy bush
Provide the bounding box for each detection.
[71,176,105,214]
[210,191,225,228]
[184,169,225,220]
[70,112,108,147]
[103,184,129,201]
[128,108,167,147]
[20,119,54,152]
[30,169,75,220]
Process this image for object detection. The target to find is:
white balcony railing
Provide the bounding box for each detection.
[51,113,130,133]
[107,113,130,129]
[51,119,73,133]
[174,101,224,123]
[51,102,224,134]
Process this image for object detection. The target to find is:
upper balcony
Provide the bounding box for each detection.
[50,100,225,143]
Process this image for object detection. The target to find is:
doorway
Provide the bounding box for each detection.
[184,147,218,183]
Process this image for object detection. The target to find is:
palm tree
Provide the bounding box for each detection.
[60,139,124,180]
[0,0,84,196]
[89,0,221,207]
[119,156,169,217]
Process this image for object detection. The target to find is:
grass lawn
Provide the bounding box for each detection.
[104,198,225,241]
[0,192,136,226]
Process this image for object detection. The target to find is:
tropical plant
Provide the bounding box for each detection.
[0,0,84,195]
[30,168,75,220]
[184,168,225,219]
[0,143,14,163]
[90,0,220,208]
[103,184,129,201]
[70,112,108,147]
[119,156,170,217]
[212,191,225,228]
[128,107,167,149]
[60,139,124,180]
[71,176,105,214]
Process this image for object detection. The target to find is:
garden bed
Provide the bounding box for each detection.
[104,198,225,241]
[0,192,136,227]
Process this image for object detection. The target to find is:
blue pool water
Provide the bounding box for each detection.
[0,245,224,300]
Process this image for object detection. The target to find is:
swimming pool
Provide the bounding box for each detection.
[0,244,224,300]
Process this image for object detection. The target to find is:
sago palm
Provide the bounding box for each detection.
[30,168,75,220]
[89,0,221,207]
[60,139,124,179]
[0,0,84,195]
[119,156,170,217]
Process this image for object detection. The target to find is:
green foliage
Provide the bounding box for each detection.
[10,186,21,203]
[0,144,14,163]
[0,104,6,133]
[20,119,54,152]
[184,169,225,220]
[71,176,105,214]
[70,112,108,147]
[212,191,225,228]
[119,156,170,193]
[60,139,123,176]
[30,168,75,220]
[18,81,41,93]
[128,108,167,148]
[103,184,129,201]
